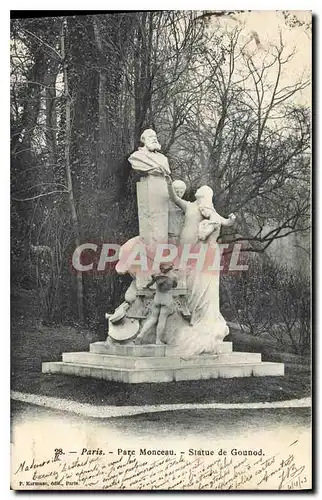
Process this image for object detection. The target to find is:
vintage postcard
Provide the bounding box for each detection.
[10,10,312,491]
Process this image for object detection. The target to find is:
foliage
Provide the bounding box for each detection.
[222,258,311,355]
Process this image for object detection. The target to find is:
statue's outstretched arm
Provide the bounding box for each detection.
[218,212,236,227]
[147,275,157,288]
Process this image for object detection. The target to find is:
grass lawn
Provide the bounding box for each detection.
[11,319,311,406]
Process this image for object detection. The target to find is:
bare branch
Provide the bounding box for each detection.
[12,190,69,202]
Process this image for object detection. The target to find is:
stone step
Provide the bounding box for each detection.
[89,341,233,357]
[62,351,261,369]
[42,360,284,383]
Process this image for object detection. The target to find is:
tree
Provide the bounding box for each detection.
[61,17,84,323]
[173,25,310,253]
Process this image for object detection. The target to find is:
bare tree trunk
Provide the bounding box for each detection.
[93,16,107,187]
[133,12,154,147]
[61,19,84,324]
[44,64,59,168]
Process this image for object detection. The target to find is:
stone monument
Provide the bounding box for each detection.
[129,129,170,249]
[42,129,284,383]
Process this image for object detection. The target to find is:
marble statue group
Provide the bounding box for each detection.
[42,128,284,381]
[106,129,236,357]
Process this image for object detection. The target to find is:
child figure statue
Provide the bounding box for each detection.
[134,263,177,345]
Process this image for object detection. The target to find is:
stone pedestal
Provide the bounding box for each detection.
[42,341,284,384]
[137,176,169,245]
[136,176,169,288]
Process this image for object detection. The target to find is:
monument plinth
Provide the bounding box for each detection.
[42,341,284,383]
[42,129,284,383]
[137,176,169,245]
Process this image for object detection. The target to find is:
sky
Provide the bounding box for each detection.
[211,10,311,107]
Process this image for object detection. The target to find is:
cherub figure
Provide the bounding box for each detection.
[134,263,177,345]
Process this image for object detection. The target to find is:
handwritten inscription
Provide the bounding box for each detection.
[12,444,309,490]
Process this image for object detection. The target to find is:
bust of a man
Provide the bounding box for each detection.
[128,129,171,177]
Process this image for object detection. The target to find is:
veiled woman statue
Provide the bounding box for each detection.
[165,178,236,356]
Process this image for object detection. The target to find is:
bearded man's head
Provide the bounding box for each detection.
[140,129,162,152]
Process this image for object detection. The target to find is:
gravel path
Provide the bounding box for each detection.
[11,390,311,419]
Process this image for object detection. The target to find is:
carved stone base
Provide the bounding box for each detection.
[42,341,284,383]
